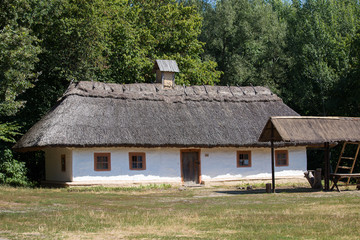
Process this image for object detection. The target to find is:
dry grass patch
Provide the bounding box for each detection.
[1,185,360,239]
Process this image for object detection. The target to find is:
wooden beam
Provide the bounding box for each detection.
[306,143,338,149]
[324,142,330,191]
[271,123,275,193]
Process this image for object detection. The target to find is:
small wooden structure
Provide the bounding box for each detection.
[330,173,360,192]
[258,116,360,192]
[333,142,360,184]
[153,60,179,89]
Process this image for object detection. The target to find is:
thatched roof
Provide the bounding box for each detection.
[154,60,180,72]
[14,81,299,151]
[258,116,360,144]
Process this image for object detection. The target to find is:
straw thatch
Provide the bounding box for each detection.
[14,81,299,151]
[258,116,360,144]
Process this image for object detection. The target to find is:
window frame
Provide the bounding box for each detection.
[94,153,111,171]
[129,152,146,170]
[237,151,252,168]
[275,150,289,167]
[61,154,66,172]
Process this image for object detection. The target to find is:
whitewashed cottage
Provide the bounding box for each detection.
[14,60,307,186]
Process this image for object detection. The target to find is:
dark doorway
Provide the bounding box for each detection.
[181,150,201,184]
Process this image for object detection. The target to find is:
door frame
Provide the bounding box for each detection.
[180,149,201,184]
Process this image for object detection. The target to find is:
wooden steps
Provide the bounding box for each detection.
[337,166,352,170]
[334,142,360,184]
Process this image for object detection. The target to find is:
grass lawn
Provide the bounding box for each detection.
[1,184,360,239]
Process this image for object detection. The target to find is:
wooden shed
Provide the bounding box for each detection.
[259,116,360,191]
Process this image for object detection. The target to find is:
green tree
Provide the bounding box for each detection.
[0,0,41,140]
[106,0,221,85]
[200,0,288,88]
[0,0,40,186]
[0,0,41,117]
[330,26,360,116]
[18,0,110,129]
[281,0,359,115]
[0,26,40,117]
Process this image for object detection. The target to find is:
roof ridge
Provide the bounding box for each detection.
[60,81,280,103]
[63,92,282,104]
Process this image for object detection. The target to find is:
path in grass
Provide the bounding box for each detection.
[1,185,360,239]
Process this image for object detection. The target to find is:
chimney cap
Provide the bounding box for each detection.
[154,60,180,73]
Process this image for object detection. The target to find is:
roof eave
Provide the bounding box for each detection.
[13,141,315,152]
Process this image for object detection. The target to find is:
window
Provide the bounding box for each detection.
[129,152,146,170]
[94,153,111,171]
[237,151,251,167]
[275,150,288,166]
[61,154,66,172]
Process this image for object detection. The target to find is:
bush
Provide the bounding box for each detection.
[0,149,31,187]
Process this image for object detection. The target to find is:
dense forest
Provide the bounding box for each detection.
[1,0,360,185]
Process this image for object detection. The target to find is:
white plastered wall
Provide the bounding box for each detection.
[44,147,73,182]
[72,148,181,182]
[67,146,307,183]
[201,147,307,181]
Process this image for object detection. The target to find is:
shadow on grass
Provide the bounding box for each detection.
[215,187,322,195]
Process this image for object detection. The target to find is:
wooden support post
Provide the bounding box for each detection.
[314,168,323,189]
[266,183,272,193]
[324,142,330,191]
[271,123,275,193]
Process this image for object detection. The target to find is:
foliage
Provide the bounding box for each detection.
[0,0,41,183]
[32,0,109,83]
[0,0,41,144]
[280,0,359,115]
[105,0,221,85]
[200,0,288,88]
[0,122,20,143]
[0,25,40,116]
[330,26,360,116]
[0,149,30,187]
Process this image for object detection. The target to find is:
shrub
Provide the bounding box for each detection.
[0,149,31,187]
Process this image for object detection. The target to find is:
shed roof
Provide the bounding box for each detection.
[258,116,360,144]
[155,60,180,72]
[14,81,299,151]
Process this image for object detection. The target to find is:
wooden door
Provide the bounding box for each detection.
[181,150,201,184]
